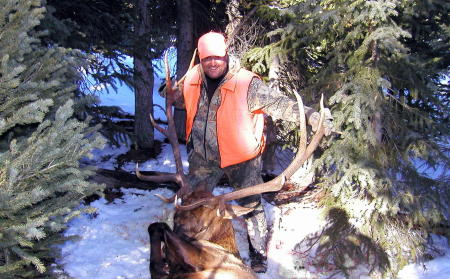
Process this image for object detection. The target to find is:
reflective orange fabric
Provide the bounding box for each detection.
[183,65,202,142]
[183,65,266,168]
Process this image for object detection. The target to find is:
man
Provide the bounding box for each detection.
[170,31,333,272]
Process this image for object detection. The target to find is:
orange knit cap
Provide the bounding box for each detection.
[197,32,227,60]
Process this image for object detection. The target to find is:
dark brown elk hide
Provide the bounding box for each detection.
[148,188,258,279]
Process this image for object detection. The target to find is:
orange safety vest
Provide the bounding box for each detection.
[183,65,266,168]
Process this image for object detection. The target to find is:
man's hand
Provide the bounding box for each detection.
[158,80,185,109]
[308,108,334,136]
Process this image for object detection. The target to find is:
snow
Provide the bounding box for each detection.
[55,71,450,279]
[398,253,450,279]
[58,188,170,279]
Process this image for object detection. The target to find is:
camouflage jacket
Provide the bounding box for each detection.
[184,66,315,165]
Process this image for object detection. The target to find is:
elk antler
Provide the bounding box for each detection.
[177,92,327,212]
[136,50,191,202]
[173,48,197,89]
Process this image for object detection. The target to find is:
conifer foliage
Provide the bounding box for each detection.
[238,0,449,277]
[0,1,105,277]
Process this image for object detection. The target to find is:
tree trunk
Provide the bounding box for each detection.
[134,0,154,150]
[174,0,194,142]
[176,0,194,77]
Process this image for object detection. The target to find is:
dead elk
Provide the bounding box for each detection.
[137,51,327,279]
[148,186,258,279]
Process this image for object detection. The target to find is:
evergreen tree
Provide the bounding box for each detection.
[0,0,105,277]
[41,0,143,148]
[41,0,228,150]
[41,0,175,150]
[42,0,135,89]
[236,0,449,277]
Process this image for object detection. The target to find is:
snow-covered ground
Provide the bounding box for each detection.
[55,71,450,279]
[57,133,450,279]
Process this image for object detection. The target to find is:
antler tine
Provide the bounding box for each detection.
[280,90,307,179]
[163,50,190,191]
[135,163,182,184]
[177,93,328,211]
[136,49,192,201]
[174,48,197,89]
[165,51,172,90]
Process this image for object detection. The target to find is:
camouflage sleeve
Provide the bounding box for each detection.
[247,78,315,123]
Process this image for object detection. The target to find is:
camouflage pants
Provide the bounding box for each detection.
[188,151,268,257]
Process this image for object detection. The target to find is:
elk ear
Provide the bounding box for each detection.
[221,204,255,219]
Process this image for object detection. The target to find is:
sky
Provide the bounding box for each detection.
[54,65,450,279]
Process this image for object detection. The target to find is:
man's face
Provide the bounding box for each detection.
[200,55,228,79]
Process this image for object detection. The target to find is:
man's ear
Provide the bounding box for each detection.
[221,204,255,219]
